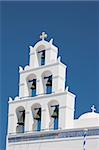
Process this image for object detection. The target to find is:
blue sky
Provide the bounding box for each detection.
[0,1,99,150]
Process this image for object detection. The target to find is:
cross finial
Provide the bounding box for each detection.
[91,105,96,112]
[40,32,47,40]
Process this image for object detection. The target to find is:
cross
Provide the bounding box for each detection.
[91,105,96,112]
[40,32,47,40]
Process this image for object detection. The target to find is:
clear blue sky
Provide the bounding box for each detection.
[0,1,99,150]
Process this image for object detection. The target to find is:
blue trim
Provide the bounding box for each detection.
[41,58,45,65]
[54,117,58,130]
[46,86,52,94]
[8,128,99,143]
[37,119,41,131]
[32,89,36,97]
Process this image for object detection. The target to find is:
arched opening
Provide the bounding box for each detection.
[37,45,46,66]
[27,74,37,97]
[38,50,45,65]
[42,71,52,94]
[16,106,25,133]
[45,75,52,94]
[51,105,59,129]
[48,100,59,130]
[32,103,42,131]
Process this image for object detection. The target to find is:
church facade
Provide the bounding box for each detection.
[6,32,99,150]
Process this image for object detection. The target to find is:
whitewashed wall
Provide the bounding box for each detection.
[7,136,99,150]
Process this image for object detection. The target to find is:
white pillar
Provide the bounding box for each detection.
[13,113,17,134]
[8,114,15,134]
[19,83,25,97]
[41,104,50,131]
[52,76,59,93]
[25,111,30,132]
[37,77,44,95]
[59,106,66,130]
[41,108,46,131]
[28,110,33,132]
[29,48,39,68]
[45,105,50,130]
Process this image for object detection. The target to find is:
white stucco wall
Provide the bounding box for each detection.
[7,133,99,150]
[8,91,75,134]
[19,61,66,97]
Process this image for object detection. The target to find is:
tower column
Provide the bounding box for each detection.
[19,83,25,97]
[45,105,50,130]
[41,104,50,131]
[25,111,30,132]
[29,47,39,68]
[52,76,60,93]
[41,108,46,130]
[25,108,33,132]
[8,114,15,134]
[37,76,44,95]
[59,106,66,129]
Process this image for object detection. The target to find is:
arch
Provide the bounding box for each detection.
[48,100,59,106]
[48,100,59,130]
[16,106,25,133]
[31,103,42,131]
[26,74,37,97]
[42,70,53,94]
[33,40,49,51]
[36,45,46,66]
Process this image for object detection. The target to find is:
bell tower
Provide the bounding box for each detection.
[7,32,76,150]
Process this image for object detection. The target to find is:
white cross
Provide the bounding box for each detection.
[91,105,96,112]
[40,32,47,40]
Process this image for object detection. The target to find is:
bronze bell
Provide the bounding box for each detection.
[17,118,24,125]
[51,107,58,118]
[51,111,58,118]
[46,81,51,86]
[34,113,40,120]
[17,121,24,126]
[46,78,52,86]
[34,109,41,120]
[17,110,25,125]
[31,83,36,89]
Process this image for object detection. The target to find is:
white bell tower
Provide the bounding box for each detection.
[7,32,76,150]
[19,32,66,98]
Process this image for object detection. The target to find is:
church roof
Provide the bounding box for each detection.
[79,112,99,120]
[79,105,99,120]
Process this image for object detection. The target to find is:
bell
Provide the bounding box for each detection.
[34,113,40,120]
[17,110,25,125]
[31,83,36,89]
[51,111,58,118]
[17,121,24,126]
[17,118,24,125]
[34,109,41,120]
[46,81,51,86]
[51,106,58,118]
[46,78,52,86]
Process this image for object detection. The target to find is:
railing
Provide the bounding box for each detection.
[8,128,99,143]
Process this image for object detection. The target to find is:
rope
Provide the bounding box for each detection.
[83,130,87,150]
